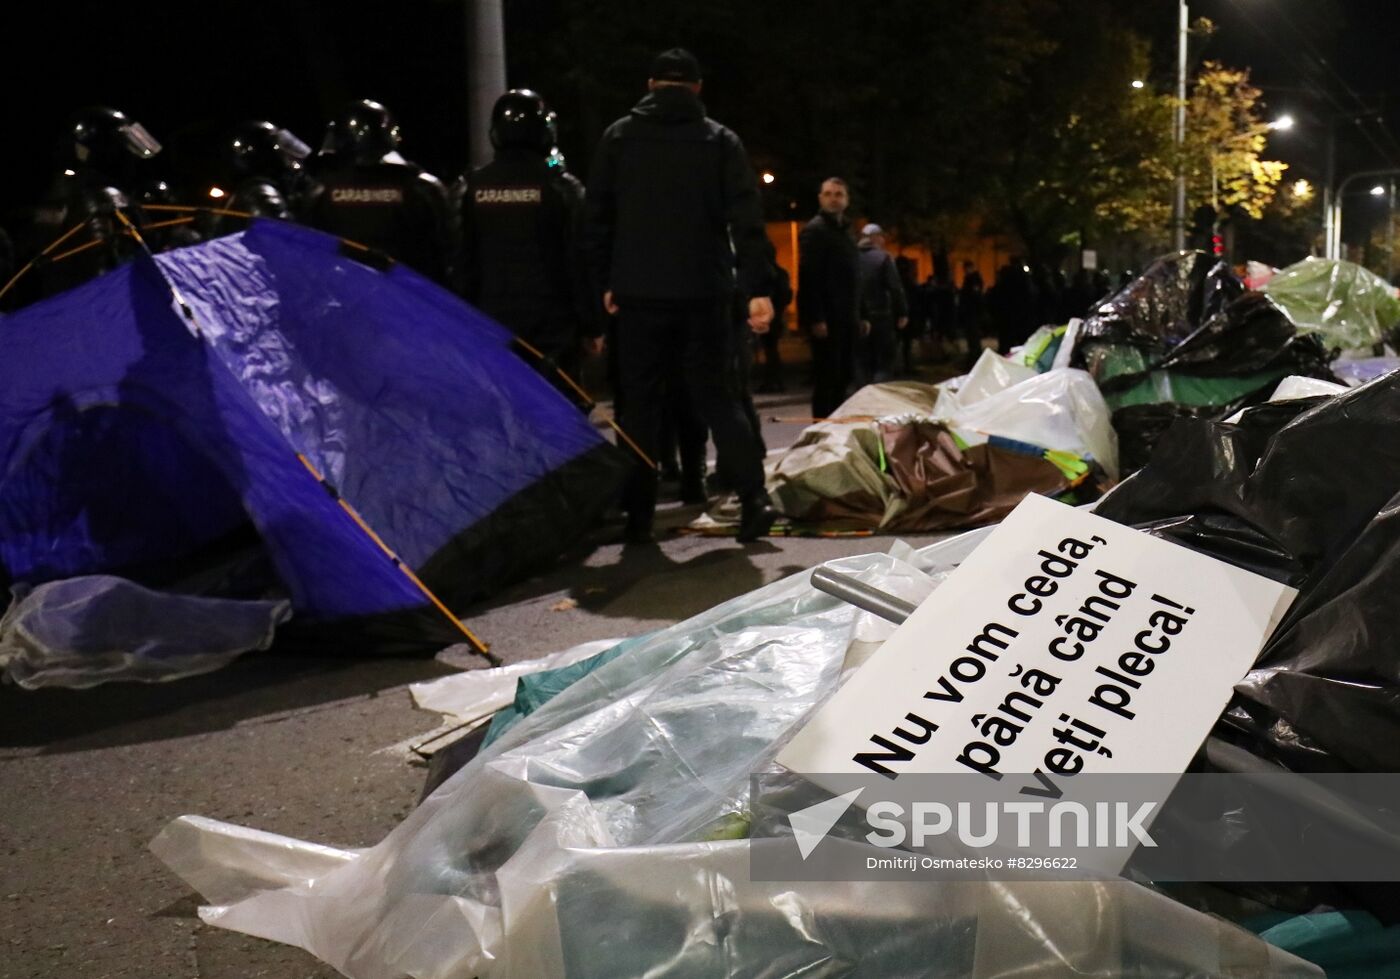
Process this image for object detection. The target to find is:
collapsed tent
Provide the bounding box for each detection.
[152,536,1318,978]
[761,353,1114,532]
[0,220,627,655]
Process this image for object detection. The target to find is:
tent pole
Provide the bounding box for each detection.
[296,455,495,661]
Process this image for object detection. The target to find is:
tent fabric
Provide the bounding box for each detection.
[765,366,1110,532]
[1260,257,1400,351]
[0,221,626,653]
[0,575,290,689]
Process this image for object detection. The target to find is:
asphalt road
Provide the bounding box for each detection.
[0,383,956,979]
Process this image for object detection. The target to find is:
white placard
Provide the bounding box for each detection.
[779,494,1296,780]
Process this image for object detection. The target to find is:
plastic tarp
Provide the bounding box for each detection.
[0,221,627,653]
[931,348,1039,415]
[1095,370,1400,771]
[151,534,1318,978]
[766,359,1112,532]
[1261,257,1400,351]
[410,639,622,729]
[1249,910,1400,977]
[0,575,289,689]
[1077,250,1240,366]
[1332,356,1400,386]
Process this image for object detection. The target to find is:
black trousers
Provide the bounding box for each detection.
[810,320,857,420]
[617,300,766,522]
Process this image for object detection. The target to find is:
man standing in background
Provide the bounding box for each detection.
[798,177,864,418]
[855,222,907,383]
[584,48,776,545]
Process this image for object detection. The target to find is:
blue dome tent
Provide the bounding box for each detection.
[0,220,627,657]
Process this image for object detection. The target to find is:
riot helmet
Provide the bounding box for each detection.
[228,120,311,178]
[322,99,401,164]
[68,106,162,173]
[489,89,557,155]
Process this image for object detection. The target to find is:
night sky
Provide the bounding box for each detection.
[9,1,1400,230]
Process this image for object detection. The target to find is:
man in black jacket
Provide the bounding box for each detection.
[798,177,865,418]
[585,48,776,544]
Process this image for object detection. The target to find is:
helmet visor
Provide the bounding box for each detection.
[120,121,162,158]
[275,128,312,167]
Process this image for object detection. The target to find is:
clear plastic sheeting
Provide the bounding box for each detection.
[1261,256,1400,351]
[411,638,622,727]
[0,575,290,689]
[152,536,1318,978]
[930,365,1119,481]
[931,347,1039,415]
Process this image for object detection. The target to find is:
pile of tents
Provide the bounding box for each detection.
[758,251,1400,535]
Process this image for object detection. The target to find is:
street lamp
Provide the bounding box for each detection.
[761,171,776,185]
[1131,79,1145,90]
[1371,185,1387,197]
[1269,114,1295,132]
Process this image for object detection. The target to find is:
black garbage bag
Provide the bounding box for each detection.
[1096,374,1400,771]
[1076,251,1240,356]
[1155,292,1336,377]
[1111,403,1215,475]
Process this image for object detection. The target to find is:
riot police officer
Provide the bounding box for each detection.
[224,120,313,223]
[457,89,597,374]
[30,106,162,296]
[302,99,455,285]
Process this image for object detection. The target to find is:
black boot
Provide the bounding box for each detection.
[736,491,777,543]
[624,511,655,545]
[623,467,658,544]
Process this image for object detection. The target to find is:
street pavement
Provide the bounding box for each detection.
[0,383,957,979]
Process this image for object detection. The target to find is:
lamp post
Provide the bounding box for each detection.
[466,0,507,169]
[1173,0,1188,252]
[1331,167,1400,264]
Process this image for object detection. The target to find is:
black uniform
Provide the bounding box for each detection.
[30,175,142,297]
[798,211,861,418]
[223,121,313,228]
[459,147,595,366]
[28,107,163,299]
[304,157,455,285]
[584,81,775,541]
